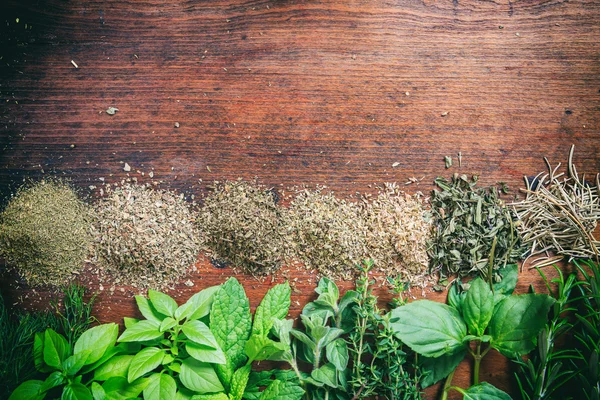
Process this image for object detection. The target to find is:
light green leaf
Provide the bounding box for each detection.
[123,317,140,329]
[135,296,167,323]
[244,370,302,400]
[40,371,65,393]
[62,382,93,400]
[102,376,149,398]
[44,329,70,369]
[148,290,178,317]
[190,394,229,400]
[118,320,163,343]
[463,278,494,336]
[325,339,348,371]
[390,300,467,357]
[311,363,338,388]
[74,323,119,365]
[244,335,286,362]
[460,382,512,399]
[159,317,177,332]
[94,355,134,381]
[489,294,554,358]
[180,358,224,393]
[229,365,251,400]
[186,342,227,364]
[8,380,44,400]
[419,349,466,388]
[144,373,177,400]
[176,285,220,321]
[90,382,106,400]
[63,351,91,376]
[256,379,304,400]
[128,347,165,382]
[252,283,291,337]
[182,320,219,349]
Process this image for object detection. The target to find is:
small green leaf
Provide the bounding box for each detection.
[311,363,338,388]
[419,349,466,388]
[62,382,93,400]
[40,371,66,393]
[128,347,165,382]
[63,351,91,376]
[176,285,220,321]
[390,300,467,357]
[493,264,519,295]
[190,394,229,400]
[159,317,177,332]
[325,339,348,371]
[144,373,177,400]
[123,317,140,329]
[182,320,219,349]
[44,329,70,369]
[252,283,291,337]
[148,290,178,317]
[186,342,227,364]
[118,320,163,343]
[102,376,149,398]
[90,382,106,400]
[244,370,303,400]
[135,296,167,322]
[229,365,251,400]
[463,278,494,336]
[74,323,119,365]
[94,355,134,381]
[180,358,224,393]
[33,332,50,372]
[460,382,512,400]
[489,294,554,358]
[8,380,44,400]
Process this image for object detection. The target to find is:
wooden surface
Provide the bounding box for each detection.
[1,0,600,398]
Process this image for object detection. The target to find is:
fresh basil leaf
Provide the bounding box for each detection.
[177,285,220,322]
[143,372,177,400]
[229,365,251,400]
[419,349,466,388]
[180,358,224,393]
[90,382,106,400]
[148,290,178,318]
[123,317,140,329]
[135,296,167,323]
[326,339,348,371]
[128,347,165,382]
[175,387,195,400]
[40,370,65,393]
[94,355,134,381]
[63,351,91,376]
[463,278,494,336]
[447,281,465,313]
[79,343,132,375]
[460,381,512,400]
[252,283,291,337]
[74,323,119,365]
[118,320,163,343]
[489,294,554,358]
[186,342,227,364]
[33,332,53,373]
[43,329,70,369]
[390,300,467,357]
[209,278,252,390]
[493,264,519,295]
[159,317,177,333]
[8,380,44,400]
[311,363,338,388]
[102,376,149,398]
[62,382,93,400]
[182,320,219,349]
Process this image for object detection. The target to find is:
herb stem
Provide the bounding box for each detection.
[441,367,456,400]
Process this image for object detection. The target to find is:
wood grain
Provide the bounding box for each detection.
[1,0,600,398]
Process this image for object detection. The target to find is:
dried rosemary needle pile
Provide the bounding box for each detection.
[0,180,92,286]
[511,145,600,266]
[197,179,288,276]
[91,182,200,289]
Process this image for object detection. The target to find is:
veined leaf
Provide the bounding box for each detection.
[128,347,165,382]
[252,283,291,337]
[463,278,494,336]
[148,290,178,318]
[326,339,348,371]
[176,285,220,321]
[8,380,44,400]
[118,320,163,343]
[143,373,177,400]
[460,382,512,400]
[135,296,167,323]
[180,358,224,393]
[229,365,251,400]
[94,355,134,381]
[63,351,91,376]
[182,320,219,349]
[186,342,227,364]
[74,323,119,365]
[102,376,149,398]
[62,382,93,400]
[43,329,70,369]
[40,371,65,393]
[419,349,466,388]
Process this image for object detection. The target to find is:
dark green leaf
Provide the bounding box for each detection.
[62,382,93,400]
[311,363,338,388]
[8,380,44,400]
[419,349,466,388]
[493,264,519,295]
[102,376,149,398]
[252,283,291,337]
[40,371,65,393]
[463,278,494,336]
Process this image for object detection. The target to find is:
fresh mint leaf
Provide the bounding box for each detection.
[252,283,291,337]
[128,347,165,382]
[144,372,177,400]
[62,382,93,400]
[180,358,224,393]
[391,300,467,357]
[148,290,178,318]
[419,349,466,388]
[229,365,251,400]
[94,355,134,381]
[177,285,220,322]
[118,320,163,343]
[463,278,494,336]
[43,329,70,369]
[460,382,512,399]
[135,296,167,323]
[326,339,348,371]
[244,370,301,400]
[489,294,554,358]
[74,323,119,365]
[209,278,251,389]
[186,342,227,365]
[257,379,304,400]
[311,363,338,388]
[8,380,44,400]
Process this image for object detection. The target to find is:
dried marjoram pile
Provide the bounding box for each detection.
[197,179,288,276]
[0,180,92,286]
[364,183,431,284]
[91,182,200,289]
[511,146,600,267]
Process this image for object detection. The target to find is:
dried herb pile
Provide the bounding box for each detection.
[197,179,288,276]
[428,174,524,279]
[511,146,600,266]
[0,180,92,286]
[90,182,200,289]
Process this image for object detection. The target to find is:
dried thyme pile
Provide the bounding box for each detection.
[428,174,524,279]
[197,179,288,276]
[0,180,92,286]
[511,146,600,266]
[90,182,200,289]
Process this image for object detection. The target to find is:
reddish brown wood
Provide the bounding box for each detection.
[1,0,600,398]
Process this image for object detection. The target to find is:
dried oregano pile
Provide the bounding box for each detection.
[197,179,289,276]
[90,182,200,289]
[0,180,92,286]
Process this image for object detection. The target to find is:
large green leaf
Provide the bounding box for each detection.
[8,380,44,400]
[180,358,224,393]
[94,355,134,381]
[148,290,178,318]
[176,285,220,321]
[460,382,512,400]
[43,329,70,369]
[489,294,554,358]
[143,373,177,400]
[118,320,163,343]
[74,323,119,365]
[463,278,494,336]
[182,320,220,349]
[127,347,165,382]
[390,300,467,357]
[62,382,93,400]
[63,351,91,376]
[419,349,466,388]
[252,283,291,337]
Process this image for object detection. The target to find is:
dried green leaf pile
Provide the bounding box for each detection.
[198,179,288,276]
[0,180,92,286]
[90,182,200,289]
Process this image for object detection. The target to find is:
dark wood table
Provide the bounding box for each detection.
[2,0,599,398]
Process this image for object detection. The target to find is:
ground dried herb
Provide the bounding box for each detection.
[0,180,92,286]
[197,179,288,276]
[428,174,524,279]
[91,182,200,290]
